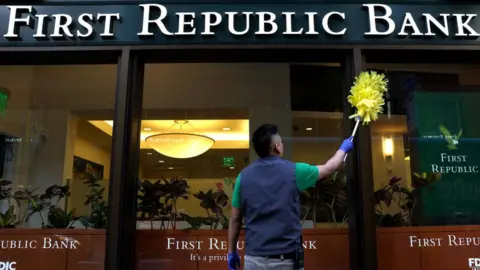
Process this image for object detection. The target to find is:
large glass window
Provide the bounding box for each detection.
[132,60,349,270]
[0,64,116,269]
[366,50,480,270]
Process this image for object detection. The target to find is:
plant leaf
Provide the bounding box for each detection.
[457,129,463,139]
[389,176,402,186]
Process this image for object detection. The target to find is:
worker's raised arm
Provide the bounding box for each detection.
[318,137,353,179]
[295,138,354,191]
[228,174,243,269]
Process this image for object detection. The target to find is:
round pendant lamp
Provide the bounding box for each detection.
[145,120,215,159]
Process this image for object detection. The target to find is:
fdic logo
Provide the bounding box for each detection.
[469,258,480,269]
[0,262,15,270]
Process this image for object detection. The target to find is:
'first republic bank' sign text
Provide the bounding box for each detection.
[2,3,480,45]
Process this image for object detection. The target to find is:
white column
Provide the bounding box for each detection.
[30,110,75,190]
[22,110,77,227]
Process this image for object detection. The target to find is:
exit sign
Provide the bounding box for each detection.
[222,157,235,167]
[0,91,8,116]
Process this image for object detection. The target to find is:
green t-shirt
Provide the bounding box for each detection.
[231,162,319,208]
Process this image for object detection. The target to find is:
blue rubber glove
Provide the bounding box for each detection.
[228,252,241,270]
[339,137,354,153]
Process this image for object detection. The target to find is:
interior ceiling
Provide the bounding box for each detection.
[89,119,250,149]
[85,113,406,179]
[88,113,406,152]
[89,113,406,144]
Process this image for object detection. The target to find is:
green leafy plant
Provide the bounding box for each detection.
[162,177,189,229]
[300,189,315,225]
[0,180,17,228]
[181,214,213,230]
[14,188,45,226]
[374,176,407,227]
[192,188,229,229]
[300,170,348,228]
[43,184,75,228]
[138,179,171,229]
[318,171,348,227]
[375,213,405,227]
[181,178,234,230]
[0,180,12,202]
[137,177,189,230]
[0,205,16,228]
[222,178,235,201]
[14,184,73,228]
[375,172,441,227]
[78,172,108,229]
[412,172,441,189]
[194,178,240,230]
[47,206,76,228]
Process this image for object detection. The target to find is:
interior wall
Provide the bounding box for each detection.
[0,65,116,227]
[292,141,340,164]
[74,120,112,176]
[371,136,411,190]
[143,64,290,109]
[69,120,112,216]
[0,67,35,200]
[142,64,293,161]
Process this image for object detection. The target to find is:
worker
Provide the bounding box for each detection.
[227,124,354,270]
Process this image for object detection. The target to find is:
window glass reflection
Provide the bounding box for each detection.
[369,64,480,226]
[134,63,347,230]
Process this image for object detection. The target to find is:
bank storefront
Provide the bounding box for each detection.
[0,2,480,270]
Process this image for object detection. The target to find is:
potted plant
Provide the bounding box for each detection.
[191,188,229,229]
[374,172,441,227]
[300,170,348,228]
[14,184,75,228]
[138,179,171,229]
[182,178,235,230]
[77,172,108,229]
[0,180,17,228]
[137,177,189,230]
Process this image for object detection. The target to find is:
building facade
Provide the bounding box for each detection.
[0,1,479,270]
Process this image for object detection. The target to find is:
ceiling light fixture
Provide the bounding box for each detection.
[222,127,231,131]
[146,152,153,155]
[145,120,215,159]
[306,127,313,131]
[168,167,174,170]
[158,160,164,163]
[144,128,152,131]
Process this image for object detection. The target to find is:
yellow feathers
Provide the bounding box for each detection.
[347,71,388,125]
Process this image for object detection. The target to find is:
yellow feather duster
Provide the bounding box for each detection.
[348,71,388,125]
[343,71,388,162]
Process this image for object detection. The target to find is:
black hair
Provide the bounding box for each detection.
[252,124,279,158]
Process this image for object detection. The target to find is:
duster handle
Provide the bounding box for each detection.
[343,119,360,162]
